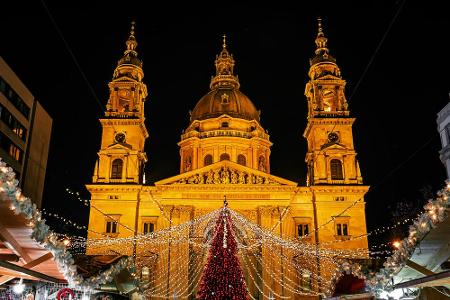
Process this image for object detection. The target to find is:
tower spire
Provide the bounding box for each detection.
[222,34,227,49]
[210,35,240,89]
[315,17,329,57]
[114,21,143,79]
[309,17,336,67]
[315,17,329,56]
[125,21,138,56]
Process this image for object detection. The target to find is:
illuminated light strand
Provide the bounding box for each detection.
[66,188,90,206]
[230,209,369,259]
[319,215,418,247]
[239,249,292,299]
[143,244,208,297]
[145,253,195,295]
[61,182,448,296]
[64,188,398,254]
[231,214,334,289]
[42,209,87,230]
[46,210,397,260]
[268,205,291,233]
[241,248,325,297]
[229,213,335,296]
[300,197,365,241]
[361,182,450,294]
[67,185,363,249]
[65,188,414,259]
[148,251,206,298]
[66,187,177,232]
[139,246,201,293]
[255,244,334,294]
[87,210,220,248]
[147,190,174,225]
[0,160,132,289]
[239,253,278,300]
[66,188,138,234]
[262,247,335,294]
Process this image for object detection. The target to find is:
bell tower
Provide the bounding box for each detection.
[92,22,148,184]
[303,18,363,186]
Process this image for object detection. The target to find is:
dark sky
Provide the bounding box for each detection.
[2,1,449,246]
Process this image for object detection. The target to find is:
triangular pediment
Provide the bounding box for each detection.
[320,142,347,151]
[106,142,132,150]
[155,161,297,186]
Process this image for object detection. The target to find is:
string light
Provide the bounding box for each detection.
[5,159,447,297]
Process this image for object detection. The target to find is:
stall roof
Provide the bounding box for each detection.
[0,199,66,285]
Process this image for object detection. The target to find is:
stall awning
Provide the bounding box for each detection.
[0,199,66,285]
[394,270,450,288]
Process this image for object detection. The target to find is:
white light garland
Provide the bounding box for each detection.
[0,159,133,290]
[348,181,450,295]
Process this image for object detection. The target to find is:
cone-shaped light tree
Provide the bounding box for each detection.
[197,204,248,299]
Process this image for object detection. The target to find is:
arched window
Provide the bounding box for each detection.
[204,154,213,166]
[330,159,343,180]
[111,159,123,179]
[237,154,246,166]
[220,153,230,161]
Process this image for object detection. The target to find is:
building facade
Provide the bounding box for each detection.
[86,21,369,298]
[0,57,52,208]
[437,99,450,179]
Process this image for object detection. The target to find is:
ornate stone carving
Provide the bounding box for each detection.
[206,169,214,184]
[230,169,238,184]
[238,171,246,184]
[213,169,221,184]
[175,166,281,185]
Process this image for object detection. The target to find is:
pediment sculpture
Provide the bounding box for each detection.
[176,166,279,185]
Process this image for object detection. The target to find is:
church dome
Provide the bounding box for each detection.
[191,87,260,121]
[190,36,260,123]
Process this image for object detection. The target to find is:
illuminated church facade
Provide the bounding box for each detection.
[86,20,369,298]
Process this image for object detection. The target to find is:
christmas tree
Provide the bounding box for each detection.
[197,206,248,299]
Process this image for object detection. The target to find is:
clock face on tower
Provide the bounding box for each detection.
[114,132,126,143]
[327,132,339,143]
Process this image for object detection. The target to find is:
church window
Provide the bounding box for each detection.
[220,153,230,161]
[297,224,309,238]
[330,159,343,180]
[237,154,246,166]
[111,159,123,179]
[106,221,117,233]
[143,222,155,234]
[204,154,213,166]
[336,223,349,236]
[221,122,229,128]
[105,215,120,234]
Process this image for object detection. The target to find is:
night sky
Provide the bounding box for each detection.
[2,1,449,246]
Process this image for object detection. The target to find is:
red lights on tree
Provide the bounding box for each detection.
[196,207,248,299]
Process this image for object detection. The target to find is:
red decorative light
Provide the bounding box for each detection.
[197,208,248,299]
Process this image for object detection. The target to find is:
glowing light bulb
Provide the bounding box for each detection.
[63,238,71,246]
[392,240,401,249]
